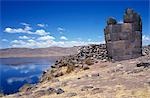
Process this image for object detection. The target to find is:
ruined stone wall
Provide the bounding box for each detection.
[104,8,142,61]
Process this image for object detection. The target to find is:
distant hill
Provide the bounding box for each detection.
[0,47,79,58]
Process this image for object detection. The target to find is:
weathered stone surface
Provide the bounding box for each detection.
[107,17,117,25]
[40,44,110,82]
[121,23,133,32]
[87,73,100,78]
[142,45,150,55]
[82,65,90,70]
[123,8,142,32]
[55,88,65,94]
[90,88,103,94]
[66,92,77,97]
[81,85,94,91]
[136,62,150,68]
[46,87,56,94]
[34,87,56,97]
[104,8,142,61]
[34,90,46,97]
[19,84,35,92]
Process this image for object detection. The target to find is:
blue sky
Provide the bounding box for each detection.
[0,0,150,48]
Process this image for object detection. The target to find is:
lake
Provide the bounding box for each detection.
[0,57,57,94]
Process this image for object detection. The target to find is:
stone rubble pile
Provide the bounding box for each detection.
[40,44,109,82]
[40,44,150,83]
[77,44,108,60]
[18,85,65,98]
[51,44,109,69]
[142,45,150,55]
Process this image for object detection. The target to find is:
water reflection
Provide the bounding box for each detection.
[0,57,56,94]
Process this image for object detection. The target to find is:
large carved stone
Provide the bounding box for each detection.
[123,8,142,32]
[104,8,142,61]
[107,17,117,25]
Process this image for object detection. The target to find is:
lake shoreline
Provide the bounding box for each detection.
[0,46,79,58]
[0,57,60,95]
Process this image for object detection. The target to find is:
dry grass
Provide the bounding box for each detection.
[3,56,150,98]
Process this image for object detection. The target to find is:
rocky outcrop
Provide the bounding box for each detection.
[77,44,108,60]
[104,8,142,61]
[40,44,109,82]
[142,45,150,55]
[136,62,150,68]
[40,44,150,83]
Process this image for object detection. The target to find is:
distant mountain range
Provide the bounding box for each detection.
[0,47,79,58]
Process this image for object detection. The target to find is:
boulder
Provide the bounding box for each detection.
[81,85,94,91]
[34,90,46,97]
[53,71,64,77]
[90,88,103,94]
[82,65,90,70]
[107,17,117,25]
[88,73,100,78]
[66,92,77,97]
[19,84,34,92]
[142,45,150,55]
[136,62,150,68]
[46,87,56,94]
[55,88,65,94]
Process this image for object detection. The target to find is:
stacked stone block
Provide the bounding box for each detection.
[104,8,142,61]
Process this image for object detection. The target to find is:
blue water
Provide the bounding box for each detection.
[0,57,56,94]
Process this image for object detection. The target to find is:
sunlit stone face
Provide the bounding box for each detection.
[104,9,142,61]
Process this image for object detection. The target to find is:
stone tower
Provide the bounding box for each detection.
[104,8,142,61]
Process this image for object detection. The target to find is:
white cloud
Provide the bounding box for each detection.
[37,24,47,28]
[11,38,105,48]
[57,27,65,34]
[87,39,91,42]
[118,20,123,24]
[57,27,64,31]
[1,39,8,42]
[4,23,32,34]
[4,24,49,36]
[142,35,150,45]
[34,29,49,35]
[143,35,150,41]
[51,40,105,47]
[37,35,55,41]
[4,27,26,33]
[11,40,25,44]
[24,26,32,31]
[6,24,105,48]
[11,39,53,48]
[21,23,30,26]
[28,39,35,42]
[60,36,68,40]
[19,36,30,39]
